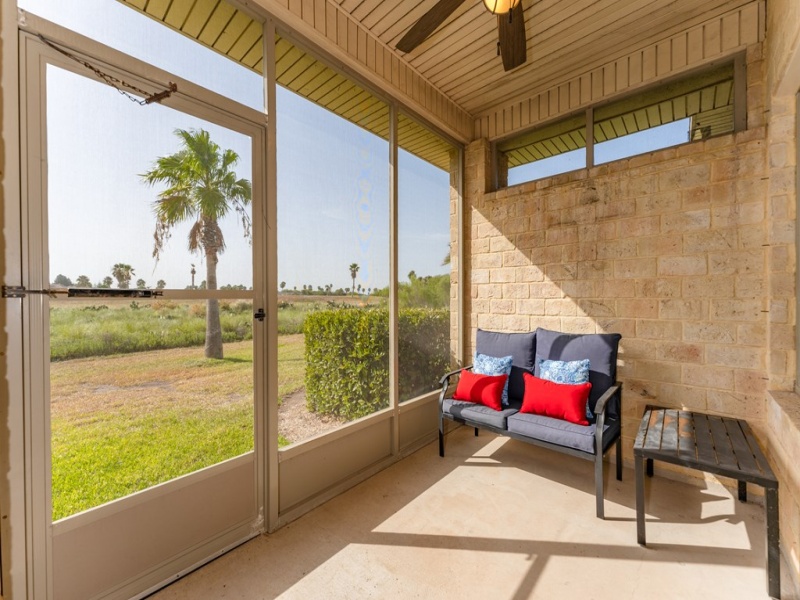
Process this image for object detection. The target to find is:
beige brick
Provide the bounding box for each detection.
[683,364,734,390]
[489,236,516,252]
[578,260,613,280]
[771,324,795,350]
[621,338,658,359]
[657,383,708,412]
[636,193,681,215]
[737,322,767,346]
[597,318,636,338]
[500,282,528,299]
[637,319,682,340]
[472,269,491,284]
[596,279,636,298]
[683,321,737,344]
[546,263,577,281]
[615,258,657,278]
[546,226,578,246]
[661,209,711,233]
[769,299,789,323]
[529,282,563,298]
[712,202,764,227]
[658,255,707,276]
[658,164,710,190]
[562,243,597,262]
[708,249,765,275]
[635,360,682,383]
[706,390,763,420]
[490,299,515,314]
[706,344,764,369]
[683,228,737,253]
[735,275,765,298]
[477,313,504,330]
[476,284,503,299]
[517,265,545,283]
[710,298,764,321]
[474,253,503,269]
[503,249,530,267]
[545,298,577,316]
[659,299,706,320]
[516,231,546,250]
[560,280,596,298]
[737,224,768,248]
[636,278,682,298]
[734,370,768,395]
[597,239,637,260]
[502,315,531,331]
[657,342,704,363]
[637,234,681,257]
[771,272,796,297]
[530,316,563,331]
[683,276,735,298]
[577,299,615,318]
[559,317,596,334]
[517,299,545,315]
[617,298,658,318]
[489,269,515,283]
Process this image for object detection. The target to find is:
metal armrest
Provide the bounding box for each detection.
[438,365,472,386]
[593,383,621,418]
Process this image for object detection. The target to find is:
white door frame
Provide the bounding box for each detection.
[16,14,269,599]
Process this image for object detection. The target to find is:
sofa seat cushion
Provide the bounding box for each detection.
[506,412,620,454]
[443,398,519,429]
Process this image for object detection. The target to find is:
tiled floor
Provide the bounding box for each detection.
[149,426,790,599]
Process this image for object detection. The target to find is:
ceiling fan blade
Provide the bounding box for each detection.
[396,0,469,53]
[498,2,527,71]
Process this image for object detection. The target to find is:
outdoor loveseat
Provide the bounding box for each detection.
[438,328,623,519]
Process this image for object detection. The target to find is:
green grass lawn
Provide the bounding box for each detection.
[50,336,304,520]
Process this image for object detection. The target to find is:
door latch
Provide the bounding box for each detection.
[254,308,265,321]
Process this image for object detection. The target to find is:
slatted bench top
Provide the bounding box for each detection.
[633,406,777,489]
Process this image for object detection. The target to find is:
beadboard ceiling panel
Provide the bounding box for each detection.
[334,0,754,114]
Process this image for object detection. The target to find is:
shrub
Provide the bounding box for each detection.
[303,307,449,420]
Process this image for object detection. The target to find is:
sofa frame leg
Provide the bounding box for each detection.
[474,427,479,437]
[595,454,605,520]
[616,437,623,481]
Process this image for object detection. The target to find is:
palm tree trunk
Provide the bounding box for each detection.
[205,250,224,359]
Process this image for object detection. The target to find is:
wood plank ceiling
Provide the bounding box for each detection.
[119,0,753,145]
[119,0,455,170]
[336,0,753,115]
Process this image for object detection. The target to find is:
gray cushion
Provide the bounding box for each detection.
[506,412,620,454]
[476,329,536,403]
[533,328,621,418]
[442,398,519,429]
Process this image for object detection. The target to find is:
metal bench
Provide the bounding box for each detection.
[633,406,780,599]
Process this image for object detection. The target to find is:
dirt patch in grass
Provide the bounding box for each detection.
[278,388,345,443]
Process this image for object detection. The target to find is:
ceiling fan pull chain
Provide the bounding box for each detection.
[509,10,513,24]
[497,41,501,56]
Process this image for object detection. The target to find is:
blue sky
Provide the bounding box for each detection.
[22,0,451,291]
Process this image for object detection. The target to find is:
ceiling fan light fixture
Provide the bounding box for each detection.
[482,0,520,15]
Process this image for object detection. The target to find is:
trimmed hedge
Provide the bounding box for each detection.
[304,308,450,420]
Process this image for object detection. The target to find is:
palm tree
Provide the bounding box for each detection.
[111,263,135,289]
[349,263,359,296]
[141,128,251,359]
[156,279,166,289]
[75,275,91,287]
[136,278,147,289]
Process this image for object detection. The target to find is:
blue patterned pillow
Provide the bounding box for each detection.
[538,359,592,419]
[474,353,513,406]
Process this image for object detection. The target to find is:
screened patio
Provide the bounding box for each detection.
[1,0,800,599]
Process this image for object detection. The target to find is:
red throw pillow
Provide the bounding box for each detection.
[521,373,592,425]
[452,370,507,411]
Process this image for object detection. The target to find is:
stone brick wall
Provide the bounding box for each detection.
[462,45,769,463]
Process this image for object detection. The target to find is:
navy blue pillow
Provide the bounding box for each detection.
[475,329,536,403]
[534,328,621,418]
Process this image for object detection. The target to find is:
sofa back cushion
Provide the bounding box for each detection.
[533,328,621,418]
[476,329,536,403]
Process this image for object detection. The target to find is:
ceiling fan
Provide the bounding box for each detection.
[396,0,527,72]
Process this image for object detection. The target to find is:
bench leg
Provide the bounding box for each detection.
[646,458,653,477]
[616,437,623,481]
[766,486,780,599]
[474,427,479,437]
[595,452,605,519]
[636,454,646,545]
[438,416,445,457]
[738,480,747,503]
